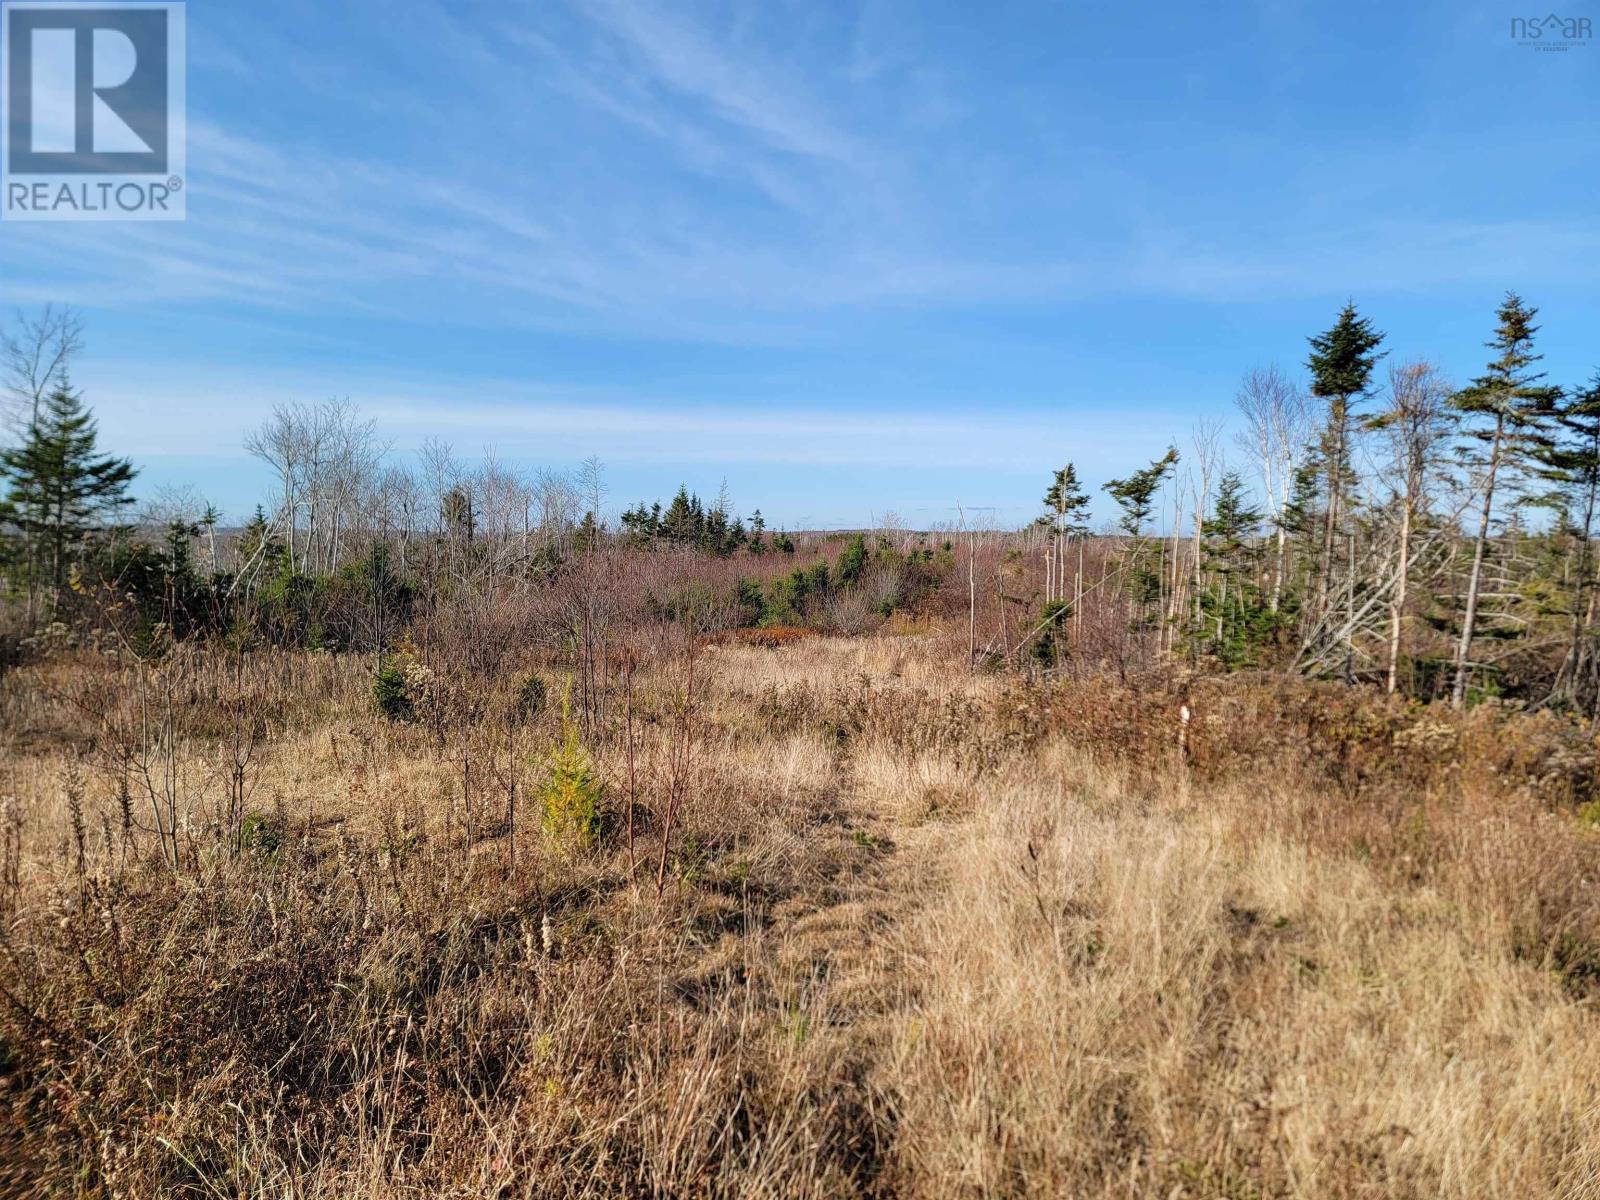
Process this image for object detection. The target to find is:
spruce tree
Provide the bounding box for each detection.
[1536,373,1600,709]
[1199,471,1264,663]
[200,502,221,575]
[620,501,662,544]
[1102,447,1178,538]
[1306,303,1385,613]
[238,505,284,578]
[1275,453,1324,605]
[706,502,735,556]
[1041,462,1091,534]
[838,532,868,584]
[1204,471,1261,561]
[441,485,476,544]
[662,487,698,544]
[1039,462,1093,604]
[1449,293,1561,707]
[0,383,135,609]
[577,510,602,551]
[1102,447,1178,624]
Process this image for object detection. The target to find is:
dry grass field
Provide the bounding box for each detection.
[3,629,1600,1197]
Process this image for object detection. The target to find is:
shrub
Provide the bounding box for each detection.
[823,586,879,635]
[762,563,833,627]
[735,577,765,626]
[239,811,284,857]
[1031,600,1072,668]
[540,694,603,849]
[373,658,413,720]
[838,533,868,584]
[805,561,830,596]
[649,580,738,631]
[859,560,908,616]
[761,571,807,626]
[319,542,415,653]
[515,673,549,722]
[0,628,31,685]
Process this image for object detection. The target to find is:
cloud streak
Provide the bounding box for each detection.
[81,358,1186,474]
[5,0,1599,344]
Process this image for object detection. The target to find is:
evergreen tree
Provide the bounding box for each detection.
[704,500,746,556]
[1102,447,1178,538]
[1039,462,1092,604]
[1273,451,1324,602]
[1280,453,1323,541]
[344,539,413,659]
[661,486,700,544]
[1041,462,1092,534]
[1536,374,1600,709]
[620,501,662,544]
[199,502,222,576]
[577,510,602,551]
[238,505,284,579]
[0,383,135,607]
[1185,473,1263,664]
[164,517,201,594]
[838,532,869,584]
[441,485,476,544]
[1103,447,1178,624]
[1306,303,1385,611]
[619,490,755,555]
[1204,471,1262,560]
[1449,293,1561,707]
[735,577,765,624]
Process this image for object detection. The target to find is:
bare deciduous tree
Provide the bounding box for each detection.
[2,304,83,430]
[1234,365,1312,613]
[1371,360,1452,694]
[1186,420,1224,630]
[245,399,383,577]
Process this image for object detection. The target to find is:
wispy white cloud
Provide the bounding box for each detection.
[1127,219,1600,301]
[570,0,868,166]
[78,357,1187,476]
[5,0,1598,346]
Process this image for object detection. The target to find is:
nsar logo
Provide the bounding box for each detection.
[1510,12,1593,50]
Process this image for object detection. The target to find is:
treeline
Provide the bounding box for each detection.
[0,318,939,667]
[5,293,1600,713]
[619,488,795,555]
[1026,292,1600,713]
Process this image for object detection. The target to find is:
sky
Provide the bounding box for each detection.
[3,0,1599,529]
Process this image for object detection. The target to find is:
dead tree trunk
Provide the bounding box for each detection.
[1452,415,1506,708]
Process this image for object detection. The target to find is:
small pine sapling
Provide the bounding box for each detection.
[540,689,604,850]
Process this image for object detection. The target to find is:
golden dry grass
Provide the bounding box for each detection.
[1,634,1599,1197]
[881,751,1600,1197]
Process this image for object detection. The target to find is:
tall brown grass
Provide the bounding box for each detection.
[1,630,1598,1197]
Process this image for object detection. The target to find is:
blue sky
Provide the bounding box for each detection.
[4,0,1599,528]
